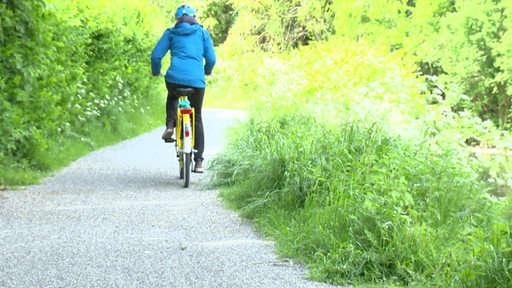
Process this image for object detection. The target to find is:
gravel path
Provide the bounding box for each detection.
[0,109,338,288]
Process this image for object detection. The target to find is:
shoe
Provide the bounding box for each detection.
[161,128,173,141]
[161,121,174,141]
[194,160,204,173]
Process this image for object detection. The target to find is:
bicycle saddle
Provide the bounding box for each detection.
[175,88,195,96]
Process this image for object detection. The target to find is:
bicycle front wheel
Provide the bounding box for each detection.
[183,152,191,188]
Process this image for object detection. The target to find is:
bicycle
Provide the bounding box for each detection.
[164,88,196,188]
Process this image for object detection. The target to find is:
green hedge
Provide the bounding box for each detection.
[0,0,165,183]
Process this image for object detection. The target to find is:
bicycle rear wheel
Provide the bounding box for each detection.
[183,152,191,187]
[179,153,184,180]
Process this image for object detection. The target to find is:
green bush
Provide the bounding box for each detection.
[0,0,166,185]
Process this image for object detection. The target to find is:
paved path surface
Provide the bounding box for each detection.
[0,109,338,288]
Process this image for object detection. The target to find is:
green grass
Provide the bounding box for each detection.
[209,109,512,287]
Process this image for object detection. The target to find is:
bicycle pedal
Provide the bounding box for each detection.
[164,138,175,143]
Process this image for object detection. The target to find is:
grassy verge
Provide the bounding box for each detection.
[209,109,512,287]
[0,93,164,189]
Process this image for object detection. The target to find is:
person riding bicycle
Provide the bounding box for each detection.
[151,4,216,173]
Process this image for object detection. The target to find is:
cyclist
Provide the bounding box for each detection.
[151,4,216,173]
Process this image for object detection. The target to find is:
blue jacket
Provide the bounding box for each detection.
[151,22,216,88]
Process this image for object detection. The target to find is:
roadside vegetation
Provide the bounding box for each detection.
[210,44,512,286]
[207,0,512,287]
[2,0,511,287]
[0,0,169,186]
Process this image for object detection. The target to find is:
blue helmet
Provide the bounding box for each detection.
[175,4,196,19]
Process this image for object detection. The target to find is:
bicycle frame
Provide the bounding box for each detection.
[175,96,195,154]
[174,94,195,188]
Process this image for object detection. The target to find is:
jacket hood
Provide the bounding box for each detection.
[170,22,202,36]
[170,15,201,36]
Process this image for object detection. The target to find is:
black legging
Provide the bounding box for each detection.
[165,81,205,162]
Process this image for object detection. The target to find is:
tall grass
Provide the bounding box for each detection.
[210,105,512,287]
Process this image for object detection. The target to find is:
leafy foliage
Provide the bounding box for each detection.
[201,0,237,46]
[0,0,166,184]
[414,0,512,130]
[333,0,512,129]
[218,0,335,51]
[218,0,512,129]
